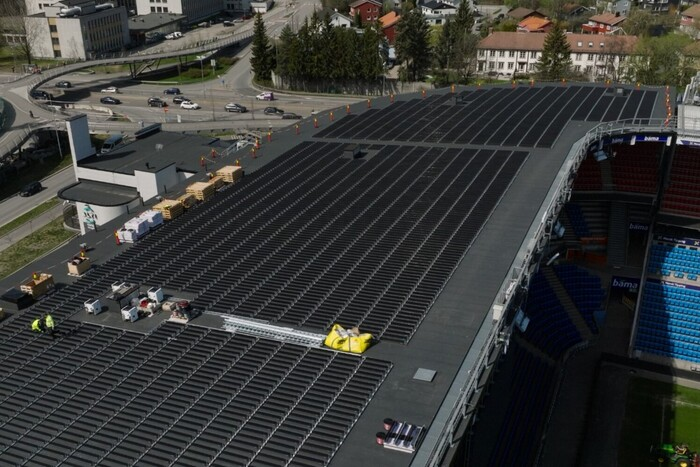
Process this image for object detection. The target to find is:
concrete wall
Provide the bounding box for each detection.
[76,199,141,235]
[135,0,222,22]
[76,167,136,187]
[66,115,96,167]
[134,164,179,201]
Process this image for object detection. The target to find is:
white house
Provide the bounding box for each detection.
[25,0,130,60]
[420,0,457,24]
[330,11,353,28]
[476,31,638,81]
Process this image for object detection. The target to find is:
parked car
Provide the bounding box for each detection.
[164,87,181,95]
[264,106,284,116]
[100,86,119,93]
[181,101,201,110]
[223,20,234,27]
[225,103,247,113]
[19,181,42,197]
[172,96,190,104]
[233,18,244,23]
[165,31,182,40]
[256,92,274,101]
[147,97,167,107]
[55,80,72,88]
[30,90,51,100]
[100,96,121,104]
[281,112,302,120]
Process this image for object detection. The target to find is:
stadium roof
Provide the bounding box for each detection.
[0,83,669,466]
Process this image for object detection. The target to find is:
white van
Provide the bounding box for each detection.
[101,134,124,154]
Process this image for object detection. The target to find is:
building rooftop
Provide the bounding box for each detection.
[128,13,187,31]
[77,131,224,175]
[379,11,400,28]
[683,3,700,18]
[478,31,638,53]
[517,16,552,32]
[588,12,626,25]
[58,179,140,206]
[0,84,668,466]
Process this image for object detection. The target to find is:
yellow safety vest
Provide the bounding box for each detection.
[32,319,42,332]
[45,315,55,329]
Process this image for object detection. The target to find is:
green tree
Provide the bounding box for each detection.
[250,13,274,81]
[536,21,572,80]
[451,1,477,83]
[623,9,655,37]
[395,7,432,81]
[629,34,694,88]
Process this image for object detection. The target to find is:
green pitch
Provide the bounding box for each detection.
[619,377,700,464]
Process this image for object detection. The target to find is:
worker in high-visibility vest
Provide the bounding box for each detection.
[45,313,56,339]
[31,317,45,333]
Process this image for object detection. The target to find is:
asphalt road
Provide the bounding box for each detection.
[0,166,75,227]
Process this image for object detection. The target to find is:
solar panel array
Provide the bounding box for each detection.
[79,142,526,342]
[0,321,390,467]
[315,87,659,148]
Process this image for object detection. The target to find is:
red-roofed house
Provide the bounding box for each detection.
[581,13,626,34]
[517,16,552,33]
[350,0,382,23]
[379,11,400,44]
[681,4,700,37]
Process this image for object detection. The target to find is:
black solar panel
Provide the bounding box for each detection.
[585,95,613,121]
[536,87,593,148]
[619,90,644,120]
[571,87,605,120]
[636,90,658,124]
[0,322,391,466]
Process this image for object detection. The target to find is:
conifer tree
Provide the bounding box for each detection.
[250,13,274,81]
[536,22,572,81]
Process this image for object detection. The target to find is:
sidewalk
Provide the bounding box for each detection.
[0,204,64,253]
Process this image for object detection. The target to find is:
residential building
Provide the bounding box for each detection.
[681,4,700,37]
[517,16,552,32]
[379,11,399,43]
[581,12,625,34]
[637,0,670,12]
[329,11,353,28]
[476,31,638,81]
[601,0,630,16]
[420,0,457,17]
[506,7,547,21]
[134,0,222,23]
[25,0,130,59]
[561,3,588,17]
[349,0,382,24]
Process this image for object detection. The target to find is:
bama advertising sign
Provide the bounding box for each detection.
[611,276,640,292]
[629,222,649,232]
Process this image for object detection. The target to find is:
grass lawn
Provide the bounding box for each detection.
[0,198,60,237]
[0,217,76,280]
[619,377,700,464]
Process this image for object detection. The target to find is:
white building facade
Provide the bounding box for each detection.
[25,0,130,59]
[134,0,223,23]
[477,32,638,82]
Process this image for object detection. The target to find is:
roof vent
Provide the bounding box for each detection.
[155,143,163,151]
[413,368,436,382]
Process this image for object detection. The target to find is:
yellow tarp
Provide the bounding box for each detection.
[324,324,373,354]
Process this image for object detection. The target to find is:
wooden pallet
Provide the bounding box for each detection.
[186,182,216,201]
[209,175,225,190]
[153,199,184,220]
[177,193,197,209]
[216,165,243,183]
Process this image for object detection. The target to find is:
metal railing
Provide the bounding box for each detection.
[413,116,679,467]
